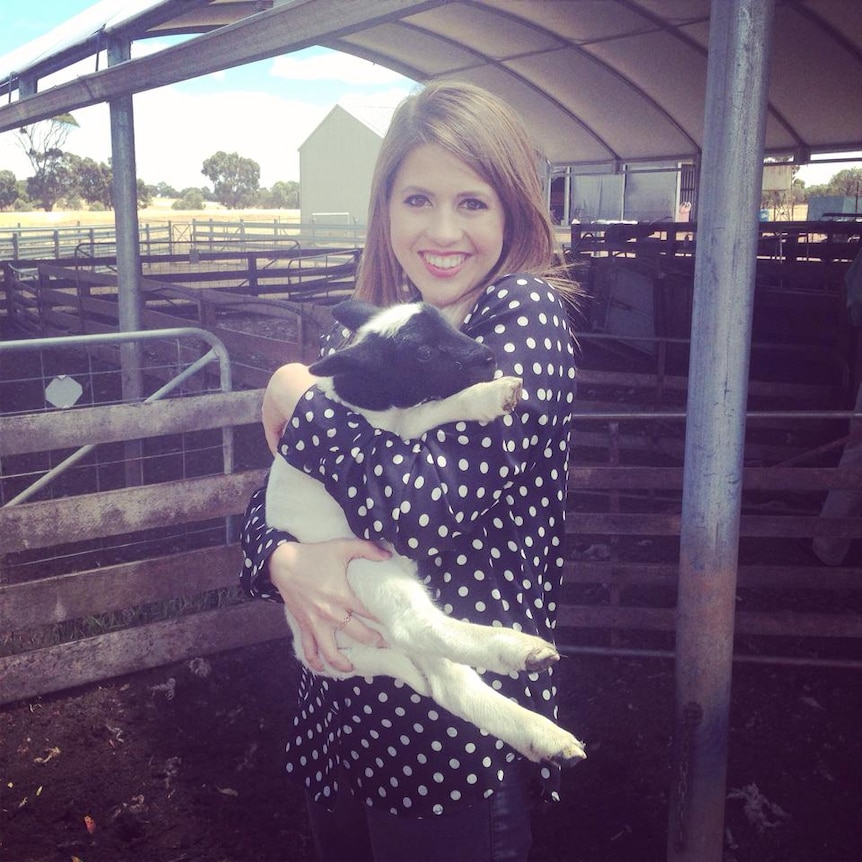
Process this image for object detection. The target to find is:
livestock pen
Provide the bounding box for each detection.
[2,224,861,692]
[0,226,860,861]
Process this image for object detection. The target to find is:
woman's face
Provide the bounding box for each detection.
[388,143,505,323]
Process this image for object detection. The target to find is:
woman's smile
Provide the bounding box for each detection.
[421,251,468,274]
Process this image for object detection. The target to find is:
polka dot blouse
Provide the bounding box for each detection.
[240,273,577,818]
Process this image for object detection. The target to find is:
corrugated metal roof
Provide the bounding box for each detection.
[337,104,395,139]
[0,0,860,167]
[298,104,394,151]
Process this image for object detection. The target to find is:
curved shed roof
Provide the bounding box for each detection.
[0,0,859,167]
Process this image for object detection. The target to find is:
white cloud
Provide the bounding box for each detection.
[270,51,412,86]
[339,86,417,111]
[0,45,418,191]
[0,85,329,189]
[131,86,328,187]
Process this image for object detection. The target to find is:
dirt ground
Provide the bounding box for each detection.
[1,636,859,862]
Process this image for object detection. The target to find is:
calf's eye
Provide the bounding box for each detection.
[417,345,434,362]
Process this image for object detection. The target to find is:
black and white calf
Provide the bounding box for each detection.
[266,300,585,767]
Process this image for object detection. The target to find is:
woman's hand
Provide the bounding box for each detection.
[268,538,391,673]
[262,363,318,456]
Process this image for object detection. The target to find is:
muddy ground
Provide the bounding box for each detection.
[1,635,859,862]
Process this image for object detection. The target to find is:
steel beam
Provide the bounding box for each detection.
[0,0,435,134]
[668,1,776,860]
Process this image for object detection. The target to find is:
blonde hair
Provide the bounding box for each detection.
[354,81,569,307]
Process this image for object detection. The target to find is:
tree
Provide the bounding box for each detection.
[136,178,153,209]
[0,170,17,209]
[67,154,113,208]
[800,167,862,202]
[17,113,80,211]
[824,168,862,198]
[270,180,300,209]
[172,188,206,210]
[201,151,260,209]
[155,181,179,198]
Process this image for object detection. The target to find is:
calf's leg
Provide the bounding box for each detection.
[348,557,559,674]
[414,654,586,767]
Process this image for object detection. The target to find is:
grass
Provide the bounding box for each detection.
[0,199,301,230]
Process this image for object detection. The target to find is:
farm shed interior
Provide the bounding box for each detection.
[1,2,861,861]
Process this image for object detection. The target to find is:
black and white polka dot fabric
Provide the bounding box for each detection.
[240,273,577,817]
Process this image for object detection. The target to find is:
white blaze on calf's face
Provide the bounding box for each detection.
[357,303,423,341]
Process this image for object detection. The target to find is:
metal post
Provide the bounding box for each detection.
[108,37,142,342]
[108,36,144,484]
[668,2,775,861]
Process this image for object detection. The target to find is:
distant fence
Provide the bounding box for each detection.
[0,218,367,261]
[0,223,174,260]
[187,217,365,250]
[1,251,347,386]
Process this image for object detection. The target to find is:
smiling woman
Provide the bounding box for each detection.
[239,80,581,862]
[388,144,506,325]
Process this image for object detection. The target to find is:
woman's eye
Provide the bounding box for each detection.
[462,198,488,211]
[405,194,429,207]
[417,345,434,362]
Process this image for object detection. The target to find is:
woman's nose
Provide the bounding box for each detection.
[425,206,462,244]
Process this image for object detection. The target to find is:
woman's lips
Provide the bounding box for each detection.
[420,252,468,276]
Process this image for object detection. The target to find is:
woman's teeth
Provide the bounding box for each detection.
[423,253,465,270]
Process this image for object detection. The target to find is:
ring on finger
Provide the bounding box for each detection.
[336,611,353,632]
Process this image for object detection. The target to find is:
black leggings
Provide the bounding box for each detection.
[305,761,533,862]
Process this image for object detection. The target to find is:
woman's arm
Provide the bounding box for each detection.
[261,363,318,455]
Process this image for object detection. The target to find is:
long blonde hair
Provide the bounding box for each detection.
[354,81,570,307]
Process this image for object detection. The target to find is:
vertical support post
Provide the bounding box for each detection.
[108,36,144,484]
[667,2,775,861]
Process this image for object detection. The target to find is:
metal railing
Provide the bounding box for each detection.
[1,327,234,509]
[0,219,367,261]
[0,223,174,260]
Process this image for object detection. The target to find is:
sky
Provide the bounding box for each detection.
[0,0,859,193]
[0,0,418,190]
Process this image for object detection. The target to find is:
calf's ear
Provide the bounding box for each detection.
[309,340,376,377]
[330,300,380,332]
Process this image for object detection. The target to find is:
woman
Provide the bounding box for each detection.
[241,80,579,862]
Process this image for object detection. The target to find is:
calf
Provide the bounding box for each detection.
[266,300,585,767]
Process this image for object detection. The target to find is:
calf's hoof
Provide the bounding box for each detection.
[499,377,523,413]
[545,738,587,769]
[525,644,560,672]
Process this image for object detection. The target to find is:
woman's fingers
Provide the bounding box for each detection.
[270,538,392,672]
[298,628,325,674]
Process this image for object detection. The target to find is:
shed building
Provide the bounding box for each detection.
[298,103,394,226]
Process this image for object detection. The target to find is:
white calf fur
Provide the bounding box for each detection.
[265,304,585,767]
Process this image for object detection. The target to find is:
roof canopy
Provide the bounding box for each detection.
[0,0,859,168]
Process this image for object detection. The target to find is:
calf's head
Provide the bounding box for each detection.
[309,300,496,411]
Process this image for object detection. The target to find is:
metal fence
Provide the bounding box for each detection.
[0,328,280,704]
[0,223,174,260]
[0,218,367,261]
